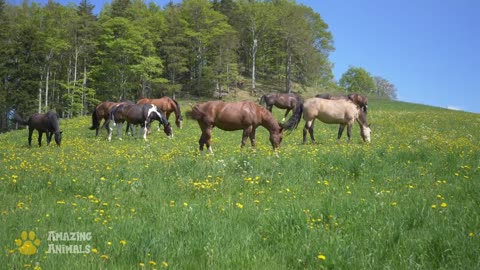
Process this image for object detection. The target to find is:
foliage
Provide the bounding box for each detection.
[0,0,335,130]
[373,76,398,100]
[339,66,376,94]
[1,99,479,269]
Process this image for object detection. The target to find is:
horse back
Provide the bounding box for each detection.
[305,98,357,124]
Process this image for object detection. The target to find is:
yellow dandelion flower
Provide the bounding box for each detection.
[91,248,98,254]
[468,232,475,237]
[139,262,145,267]
[235,202,244,209]
[149,260,157,266]
[120,240,127,246]
[162,261,169,267]
[391,202,397,207]
[100,254,109,260]
[107,241,112,246]
[431,204,437,209]
[440,202,447,208]
[317,254,326,261]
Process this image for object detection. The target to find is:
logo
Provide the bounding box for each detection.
[15,231,41,255]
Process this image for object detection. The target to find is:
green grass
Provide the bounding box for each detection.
[1,99,479,269]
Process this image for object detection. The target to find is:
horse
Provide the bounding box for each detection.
[188,100,289,154]
[137,97,183,130]
[106,103,172,141]
[89,101,134,137]
[290,97,371,143]
[14,111,62,147]
[259,92,302,121]
[315,93,369,113]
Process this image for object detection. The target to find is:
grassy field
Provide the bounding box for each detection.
[1,98,479,269]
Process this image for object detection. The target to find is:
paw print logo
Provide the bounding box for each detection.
[15,231,41,255]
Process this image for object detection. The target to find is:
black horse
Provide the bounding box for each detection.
[14,111,62,147]
[106,103,172,141]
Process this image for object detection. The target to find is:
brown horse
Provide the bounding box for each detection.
[316,93,369,113]
[14,111,62,147]
[89,101,133,136]
[259,92,302,121]
[137,97,183,129]
[188,100,286,154]
[299,98,371,143]
[107,103,172,141]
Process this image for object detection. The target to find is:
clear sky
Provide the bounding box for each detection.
[13,0,480,113]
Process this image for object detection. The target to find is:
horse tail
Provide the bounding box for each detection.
[89,109,99,130]
[282,102,303,131]
[186,104,204,120]
[13,113,29,125]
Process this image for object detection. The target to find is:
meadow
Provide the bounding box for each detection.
[1,98,479,269]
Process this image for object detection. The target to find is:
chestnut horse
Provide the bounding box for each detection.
[14,111,62,147]
[106,103,172,141]
[297,98,371,143]
[315,93,368,113]
[188,100,286,154]
[259,92,302,121]
[137,97,183,129]
[89,101,133,137]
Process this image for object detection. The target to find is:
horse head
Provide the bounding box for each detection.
[54,131,63,146]
[269,126,283,149]
[360,125,371,143]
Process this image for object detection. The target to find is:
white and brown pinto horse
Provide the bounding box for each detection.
[188,100,289,154]
[291,98,371,143]
[106,103,172,141]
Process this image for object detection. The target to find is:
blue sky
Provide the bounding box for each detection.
[13,0,480,113]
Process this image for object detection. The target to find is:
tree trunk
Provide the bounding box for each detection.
[285,52,292,93]
[251,38,257,94]
[45,66,50,110]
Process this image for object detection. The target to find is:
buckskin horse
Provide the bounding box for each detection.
[316,93,369,113]
[188,100,295,154]
[137,97,183,130]
[14,111,63,147]
[284,97,371,143]
[106,103,172,141]
[259,92,303,121]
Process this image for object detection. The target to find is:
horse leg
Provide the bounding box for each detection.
[199,129,212,154]
[267,105,273,112]
[347,123,353,141]
[117,122,123,140]
[249,128,257,147]
[28,127,34,147]
[241,127,253,147]
[37,131,43,147]
[338,124,346,140]
[303,120,314,144]
[46,131,53,145]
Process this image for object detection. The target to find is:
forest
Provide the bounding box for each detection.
[0,0,395,131]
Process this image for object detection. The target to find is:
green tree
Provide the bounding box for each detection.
[339,66,376,94]
[373,76,398,100]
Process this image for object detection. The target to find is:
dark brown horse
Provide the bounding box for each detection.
[137,97,183,129]
[107,103,172,141]
[188,100,286,154]
[14,111,62,146]
[259,92,302,121]
[89,101,133,136]
[300,98,371,143]
[316,93,369,113]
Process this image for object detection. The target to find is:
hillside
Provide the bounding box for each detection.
[1,99,479,269]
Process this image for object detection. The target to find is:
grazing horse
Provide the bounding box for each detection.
[89,101,134,136]
[14,111,62,147]
[259,92,302,121]
[188,100,287,154]
[107,103,172,141]
[290,98,371,143]
[316,93,369,113]
[137,97,183,130]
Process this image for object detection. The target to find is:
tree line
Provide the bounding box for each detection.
[0,0,396,131]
